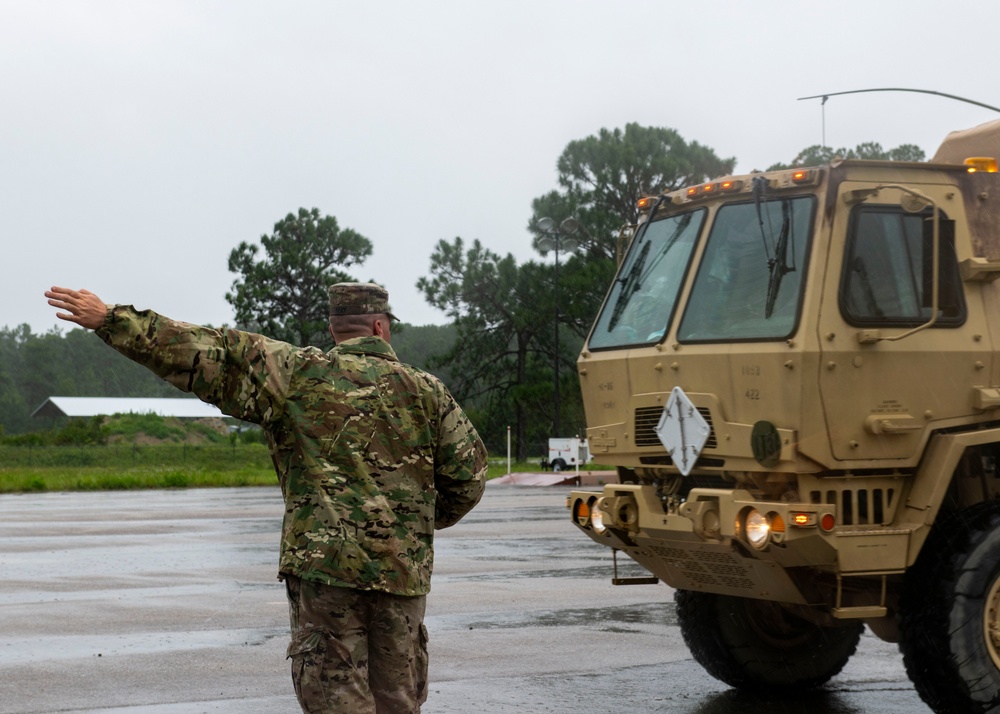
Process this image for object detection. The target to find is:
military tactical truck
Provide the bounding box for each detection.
[568,120,1000,712]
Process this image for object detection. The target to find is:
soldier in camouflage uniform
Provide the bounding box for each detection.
[44,283,488,714]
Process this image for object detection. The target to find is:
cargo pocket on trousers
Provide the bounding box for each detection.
[287,627,328,713]
[416,623,429,705]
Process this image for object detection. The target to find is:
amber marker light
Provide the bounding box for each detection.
[791,512,817,527]
[686,186,699,197]
[637,196,655,211]
[791,169,814,184]
[720,179,743,192]
[768,512,787,544]
[965,157,999,173]
[573,499,590,527]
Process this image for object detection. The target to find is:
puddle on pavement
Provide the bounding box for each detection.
[437,549,652,582]
[449,601,677,631]
[436,536,627,564]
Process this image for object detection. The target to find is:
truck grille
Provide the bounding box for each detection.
[647,546,754,591]
[634,406,717,449]
[809,484,899,526]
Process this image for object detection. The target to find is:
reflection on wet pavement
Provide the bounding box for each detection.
[0,485,930,714]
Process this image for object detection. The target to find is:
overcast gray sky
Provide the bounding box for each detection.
[6,0,999,333]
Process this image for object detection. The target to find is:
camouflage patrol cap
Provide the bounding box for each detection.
[328,282,397,321]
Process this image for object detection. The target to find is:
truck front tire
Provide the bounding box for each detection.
[900,503,1000,713]
[676,589,862,690]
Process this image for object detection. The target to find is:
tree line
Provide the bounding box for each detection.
[0,320,455,439]
[1,129,924,459]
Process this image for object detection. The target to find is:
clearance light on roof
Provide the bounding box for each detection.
[965,157,999,173]
[768,168,821,190]
[678,179,744,201]
[637,196,655,211]
[686,183,724,199]
[792,169,817,184]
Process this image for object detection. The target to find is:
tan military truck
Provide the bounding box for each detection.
[568,120,1000,713]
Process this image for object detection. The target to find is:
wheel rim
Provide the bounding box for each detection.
[985,571,1000,669]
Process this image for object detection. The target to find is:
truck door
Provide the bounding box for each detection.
[817,181,990,463]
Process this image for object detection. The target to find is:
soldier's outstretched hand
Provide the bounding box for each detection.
[45,286,107,330]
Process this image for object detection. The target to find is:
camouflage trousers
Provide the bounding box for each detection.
[284,575,428,714]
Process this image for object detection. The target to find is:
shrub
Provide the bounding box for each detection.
[104,413,185,442]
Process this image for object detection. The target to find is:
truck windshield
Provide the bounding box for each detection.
[588,208,705,350]
[677,196,815,342]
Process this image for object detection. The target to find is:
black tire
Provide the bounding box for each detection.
[899,503,1000,714]
[675,589,862,690]
[552,459,566,472]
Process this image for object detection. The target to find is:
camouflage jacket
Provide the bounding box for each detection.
[96,305,488,596]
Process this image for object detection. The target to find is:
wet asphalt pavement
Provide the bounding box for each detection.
[0,484,930,713]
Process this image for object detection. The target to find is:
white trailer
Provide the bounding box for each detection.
[546,437,591,472]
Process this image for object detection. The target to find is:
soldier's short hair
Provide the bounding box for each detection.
[329,313,381,333]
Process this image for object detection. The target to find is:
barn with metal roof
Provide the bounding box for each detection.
[31,397,225,420]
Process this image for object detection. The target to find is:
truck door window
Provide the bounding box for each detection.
[677,196,815,342]
[588,209,705,350]
[840,207,964,326]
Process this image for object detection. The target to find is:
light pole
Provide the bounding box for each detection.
[537,216,579,437]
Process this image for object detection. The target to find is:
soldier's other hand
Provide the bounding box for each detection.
[45,286,107,330]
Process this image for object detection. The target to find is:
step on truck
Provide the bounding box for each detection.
[568,120,1000,712]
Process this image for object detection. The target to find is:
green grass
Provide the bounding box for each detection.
[3,415,591,493]
[0,467,277,493]
[0,445,612,493]
[0,442,276,492]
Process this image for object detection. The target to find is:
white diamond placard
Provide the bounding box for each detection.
[655,387,711,476]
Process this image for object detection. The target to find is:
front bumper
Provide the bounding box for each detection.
[569,484,847,605]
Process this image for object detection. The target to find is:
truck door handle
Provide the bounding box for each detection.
[865,415,922,435]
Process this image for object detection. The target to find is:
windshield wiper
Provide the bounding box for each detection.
[765,199,795,318]
[606,196,668,331]
[752,175,774,265]
[607,209,695,332]
[608,242,650,331]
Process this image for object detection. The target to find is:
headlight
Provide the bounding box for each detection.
[571,497,607,534]
[744,509,770,550]
[590,501,607,534]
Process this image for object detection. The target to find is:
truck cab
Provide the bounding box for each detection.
[568,120,1000,711]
